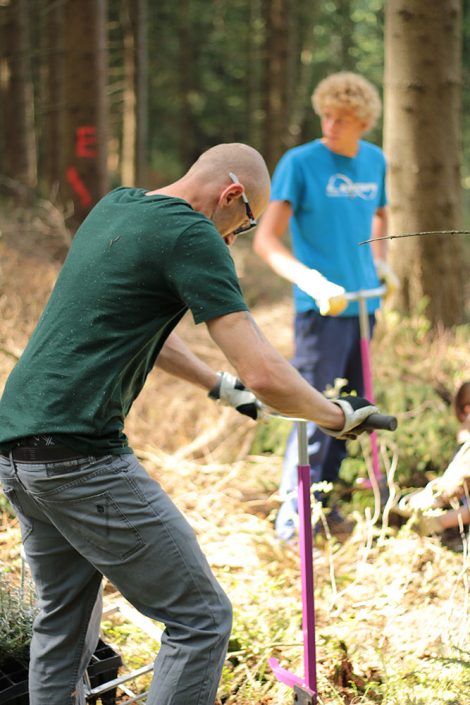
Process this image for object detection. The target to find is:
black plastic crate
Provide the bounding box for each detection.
[0,657,29,705]
[86,639,123,705]
[0,640,122,705]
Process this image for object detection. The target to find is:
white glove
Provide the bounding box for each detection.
[375,259,399,298]
[208,372,260,420]
[295,268,347,316]
[318,395,378,440]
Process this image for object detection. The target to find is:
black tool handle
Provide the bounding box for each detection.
[360,413,397,432]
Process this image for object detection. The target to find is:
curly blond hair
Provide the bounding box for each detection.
[311,72,382,132]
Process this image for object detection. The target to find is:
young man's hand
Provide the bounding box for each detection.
[317,293,348,316]
[295,269,348,316]
[208,371,260,419]
[318,395,378,439]
[375,259,399,299]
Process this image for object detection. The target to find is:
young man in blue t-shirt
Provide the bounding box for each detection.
[254,72,398,541]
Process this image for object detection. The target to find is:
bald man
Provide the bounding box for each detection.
[0,143,378,705]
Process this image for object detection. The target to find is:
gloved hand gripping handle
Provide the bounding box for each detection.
[357,413,397,432]
[264,407,397,435]
[208,371,260,420]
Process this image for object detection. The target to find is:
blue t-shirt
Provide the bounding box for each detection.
[271,139,387,316]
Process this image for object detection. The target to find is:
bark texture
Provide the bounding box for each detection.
[1,0,37,197]
[384,0,464,326]
[62,0,108,225]
[121,0,148,186]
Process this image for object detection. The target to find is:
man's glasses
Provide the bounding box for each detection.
[229,172,257,235]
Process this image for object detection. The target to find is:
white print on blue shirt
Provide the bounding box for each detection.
[326,174,378,200]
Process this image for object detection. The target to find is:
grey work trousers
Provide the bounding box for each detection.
[0,452,232,705]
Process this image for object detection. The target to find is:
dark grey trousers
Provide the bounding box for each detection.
[0,452,232,705]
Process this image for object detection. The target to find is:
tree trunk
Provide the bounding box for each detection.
[335,0,355,70]
[134,0,148,186]
[177,0,194,169]
[41,0,65,196]
[384,0,464,327]
[286,0,319,149]
[61,0,108,227]
[246,0,264,151]
[262,0,290,171]
[121,0,148,187]
[1,0,37,200]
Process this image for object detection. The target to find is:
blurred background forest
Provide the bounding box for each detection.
[0,0,469,327]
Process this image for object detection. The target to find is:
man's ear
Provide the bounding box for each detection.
[218,182,243,207]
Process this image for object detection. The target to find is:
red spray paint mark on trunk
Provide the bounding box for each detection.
[76,126,97,158]
[66,166,93,208]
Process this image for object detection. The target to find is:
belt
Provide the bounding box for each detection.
[3,435,84,463]
[8,446,83,462]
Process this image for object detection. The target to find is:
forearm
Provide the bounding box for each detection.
[207,312,344,430]
[255,233,310,285]
[253,200,307,284]
[156,332,218,391]
[252,353,344,429]
[439,506,470,531]
[371,207,388,260]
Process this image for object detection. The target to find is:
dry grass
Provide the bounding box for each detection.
[0,209,469,704]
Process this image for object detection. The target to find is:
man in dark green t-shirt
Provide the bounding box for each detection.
[0,143,378,705]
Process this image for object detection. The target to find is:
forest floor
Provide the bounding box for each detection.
[0,205,469,704]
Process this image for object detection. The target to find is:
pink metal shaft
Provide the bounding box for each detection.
[298,462,317,692]
[360,337,374,402]
[269,422,318,697]
[360,332,382,482]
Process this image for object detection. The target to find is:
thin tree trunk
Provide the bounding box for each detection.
[41,0,65,196]
[246,0,263,151]
[384,0,464,327]
[121,0,137,186]
[286,0,319,148]
[262,0,290,171]
[335,0,355,70]
[178,0,193,169]
[121,0,148,186]
[1,0,37,200]
[61,0,108,227]
[134,0,148,186]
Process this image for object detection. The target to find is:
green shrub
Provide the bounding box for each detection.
[0,572,37,667]
[369,309,468,486]
[0,494,15,519]
[249,416,291,456]
[250,309,469,492]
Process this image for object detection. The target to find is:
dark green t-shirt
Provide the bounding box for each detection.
[0,188,248,454]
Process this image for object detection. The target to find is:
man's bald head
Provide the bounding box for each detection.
[188,143,271,217]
